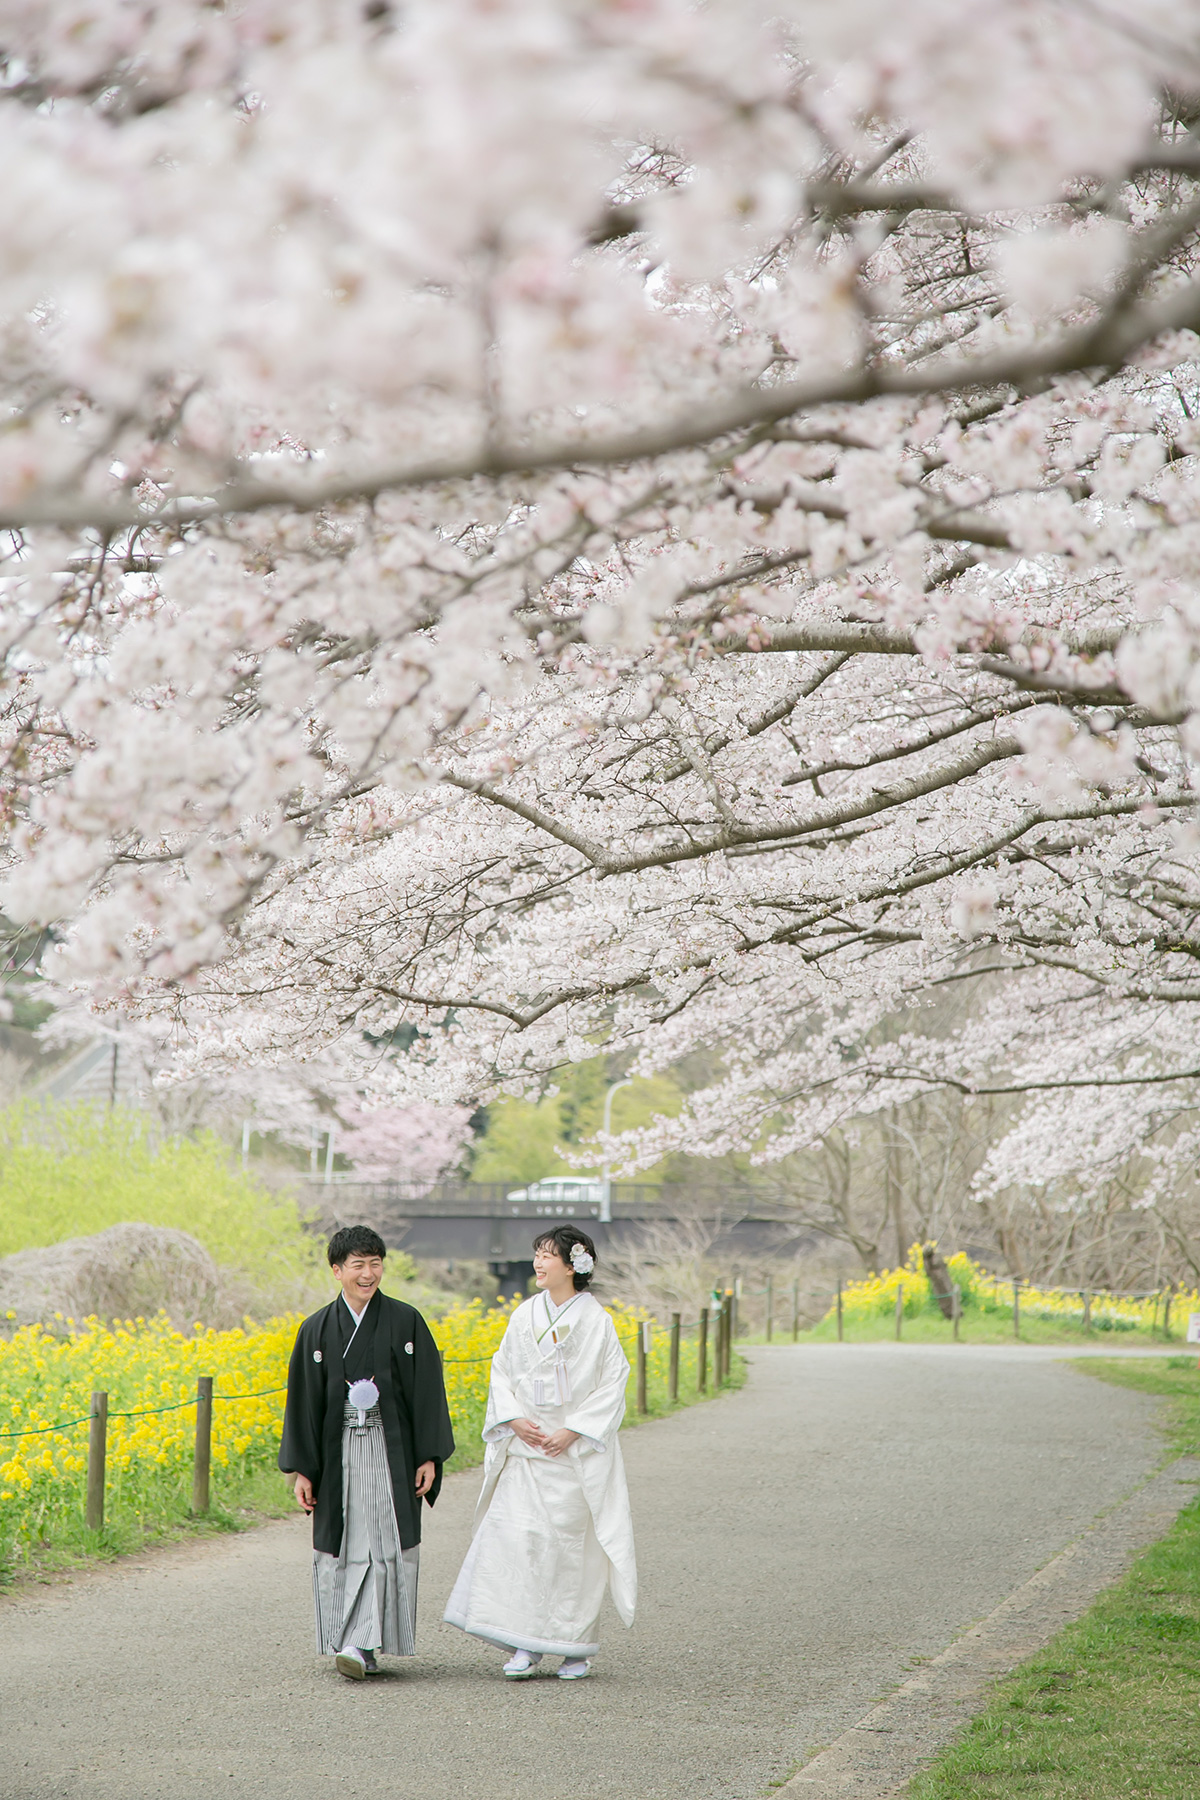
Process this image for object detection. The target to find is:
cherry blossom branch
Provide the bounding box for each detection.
[8,263,1200,535]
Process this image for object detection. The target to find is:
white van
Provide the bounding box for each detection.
[505,1176,605,1212]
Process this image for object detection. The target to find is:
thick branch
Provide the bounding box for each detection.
[9,264,1200,531]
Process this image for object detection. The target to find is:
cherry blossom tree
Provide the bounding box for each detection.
[7,1,1200,1244]
[335,1101,474,1189]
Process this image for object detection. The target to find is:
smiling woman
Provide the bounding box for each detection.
[444,1226,636,1681]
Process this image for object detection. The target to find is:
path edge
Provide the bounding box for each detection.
[776,1454,1200,1800]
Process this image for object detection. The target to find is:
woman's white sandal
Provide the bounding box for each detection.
[503,1650,542,1679]
[557,1658,591,1680]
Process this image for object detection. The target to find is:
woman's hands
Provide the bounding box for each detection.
[509,1416,548,1449]
[540,1428,580,1458]
[507,1419,580,1458]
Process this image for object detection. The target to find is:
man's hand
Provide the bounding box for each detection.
[541,1428,579,1459]
[415,1460,436,1497]
[509,1416,548,1450]
[293,1473,315,1513]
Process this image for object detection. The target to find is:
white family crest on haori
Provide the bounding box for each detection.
[443,1290,636,1658]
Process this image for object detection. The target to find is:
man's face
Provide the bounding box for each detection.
[333,1253,384,1308]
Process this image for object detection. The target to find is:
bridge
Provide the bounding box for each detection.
[308,1179,811,1294]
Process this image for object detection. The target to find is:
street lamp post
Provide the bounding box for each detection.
[600,1078,633,1224]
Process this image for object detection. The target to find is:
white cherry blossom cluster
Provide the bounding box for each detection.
[3,2,1200,1215]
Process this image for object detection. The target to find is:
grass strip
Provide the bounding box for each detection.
[907,1356,1200,1800]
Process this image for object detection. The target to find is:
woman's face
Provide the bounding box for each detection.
[533,1242,572,1287]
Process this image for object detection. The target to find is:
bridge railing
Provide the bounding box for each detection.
[304,1178,665,1213]
[307,1177,810,1223]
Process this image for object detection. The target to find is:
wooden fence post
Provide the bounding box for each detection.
[192,1375,213,1516]
[1082,1289,1092,1333]
[765,1277,774,1343]
[836,1278,844,1342]
[792,1278,799,1343]
[636,1322,649,1414]
[952,1284,961,1341]
[894,1288,904,1340]
[1164,1287,1173,1340]
[698,1308,709,1393]
[669,1313,680,1402]
[86,1390,108,1532]
[1012,1277,1021,1338]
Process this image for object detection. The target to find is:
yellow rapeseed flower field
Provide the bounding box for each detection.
[823,1246,1200,1335]
[0,1296,669,1578]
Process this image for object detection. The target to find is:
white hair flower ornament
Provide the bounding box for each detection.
[570,1244,594,1274]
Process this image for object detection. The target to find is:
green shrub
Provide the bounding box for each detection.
[0,1102,322,1289]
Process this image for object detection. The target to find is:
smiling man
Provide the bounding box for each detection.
[278,1226,454,1679]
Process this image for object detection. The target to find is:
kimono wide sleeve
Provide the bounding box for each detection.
[278,1314,326,1482]
[482,1319,524,1442]
[563,1311,629,1448]
[405,1305,456,1496]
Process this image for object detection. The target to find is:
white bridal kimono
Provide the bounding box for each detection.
[444,1289,637,1657]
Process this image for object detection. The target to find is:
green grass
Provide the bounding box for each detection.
[1072,1354,1200,1457]
[0,1461,299,1589]
[907,1356,1200,1799]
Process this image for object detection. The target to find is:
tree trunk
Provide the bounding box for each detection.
[922,1242,956,1320]
[885,1128,905,1269]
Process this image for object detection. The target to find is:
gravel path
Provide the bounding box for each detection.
[0,1344,1166,1800]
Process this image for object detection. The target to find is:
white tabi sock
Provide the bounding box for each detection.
[503,1650,542,1675]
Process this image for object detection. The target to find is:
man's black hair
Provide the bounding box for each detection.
[532,1223,597,1291]
[327,1225,387,1267]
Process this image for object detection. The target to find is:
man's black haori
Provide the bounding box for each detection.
[278,1288,455,1555]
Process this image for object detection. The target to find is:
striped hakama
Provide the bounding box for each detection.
[313,1405,418,1657]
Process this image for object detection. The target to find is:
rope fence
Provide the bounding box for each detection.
[1,1302,743,1534]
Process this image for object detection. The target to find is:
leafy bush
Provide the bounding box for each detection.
[0,1103,323,1297]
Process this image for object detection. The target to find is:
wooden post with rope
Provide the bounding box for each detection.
[669,1313,680,1402]
[192,1375,213,1516]
[86,1390,108,1532]
[698,1307,709,1393]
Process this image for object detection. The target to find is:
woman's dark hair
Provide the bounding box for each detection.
[533,1224,597,1291]
[327,1225,387,1267]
